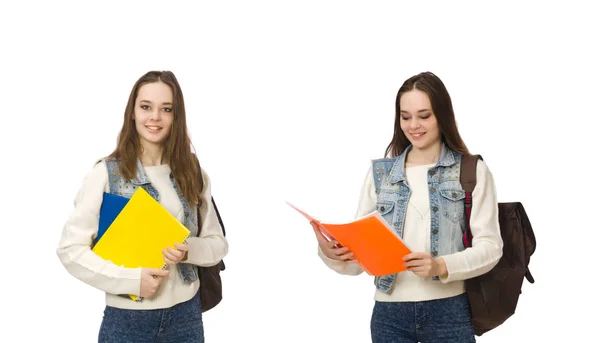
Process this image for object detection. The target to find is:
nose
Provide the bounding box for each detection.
[150,109,161,121]
[409,117,420,130]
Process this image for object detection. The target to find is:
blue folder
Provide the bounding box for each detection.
[94,192,130,245]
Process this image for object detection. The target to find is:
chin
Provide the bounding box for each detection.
[142,136,167,145]
[411,141,432,150]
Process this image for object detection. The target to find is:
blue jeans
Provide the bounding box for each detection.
[98,290,204,343]
[371,293,475,343]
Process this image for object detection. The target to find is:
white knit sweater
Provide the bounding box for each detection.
[57,162,228,310]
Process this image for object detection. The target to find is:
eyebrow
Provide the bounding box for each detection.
[400,109,432,114]
[139,100,173,105]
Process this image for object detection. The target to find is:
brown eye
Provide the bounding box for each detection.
[163,108,172,113]
[141,105,150,111]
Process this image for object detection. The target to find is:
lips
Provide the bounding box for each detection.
[146,125,163,133]
[410,132,425,139]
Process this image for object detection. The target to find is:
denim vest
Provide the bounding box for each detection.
[99,158,199,299]
[371,144,466,293]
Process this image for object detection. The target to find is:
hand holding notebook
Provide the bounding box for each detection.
[287,202,412,276]
[309,221,355,261]
[140,267,170,298]
[93,187,191,301]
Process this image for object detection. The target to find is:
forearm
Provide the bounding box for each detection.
[185,235,228,267]
[57,243,142,295]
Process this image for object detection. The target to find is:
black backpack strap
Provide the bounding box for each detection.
[459,154,483,248]
[211,196,226,237]
[194,157,226,273]
[191,155,225,238]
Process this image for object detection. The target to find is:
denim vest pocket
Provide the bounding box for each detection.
[376,200,395,223]
[439,189,465,223]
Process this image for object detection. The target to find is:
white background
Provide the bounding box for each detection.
[1,1,597,342]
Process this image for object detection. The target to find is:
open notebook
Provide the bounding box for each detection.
[92,188,190,301]
[287,202,412,276]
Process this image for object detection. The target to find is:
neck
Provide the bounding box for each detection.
[407,141,443,165]
[139,143,165,166]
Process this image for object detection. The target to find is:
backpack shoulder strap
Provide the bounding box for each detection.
[211,196,226,237]
[459,154,482,192]
[192,155,225,238]
[459,154,483,248]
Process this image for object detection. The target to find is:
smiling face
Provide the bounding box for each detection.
[133,81,174,149]
[399,89,441,151]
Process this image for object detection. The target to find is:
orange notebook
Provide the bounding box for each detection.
[287,202,412,276]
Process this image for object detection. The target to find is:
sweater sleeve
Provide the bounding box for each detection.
[439,159,503,283]
[317,166,377,276]
[184,168,229,267]
[56,162,142,296]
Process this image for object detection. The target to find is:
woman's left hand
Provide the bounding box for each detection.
[162,243,189,265]
[403,252,448,278]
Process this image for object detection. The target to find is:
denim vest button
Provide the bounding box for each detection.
[433,206,438,212]
[429,169,436,176]
[432,251,438,256]
[433,229,438,234]
[429,187,435,193]
[380,206,385,212]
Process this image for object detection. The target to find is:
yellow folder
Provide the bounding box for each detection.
[92,187,190,301]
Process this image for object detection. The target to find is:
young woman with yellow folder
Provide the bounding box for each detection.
[57,71,228,342]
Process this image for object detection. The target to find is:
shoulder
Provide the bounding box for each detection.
[472,157,493,178]
[199,166,210,181]
[89,158,109,179]
[72,159,109,202]
[461,154,491,174]
[471,157,497,196]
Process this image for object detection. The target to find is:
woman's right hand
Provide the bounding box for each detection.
[310,221,355,261]
[140,268,169,298]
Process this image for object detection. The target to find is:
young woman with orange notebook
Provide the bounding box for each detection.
[311,71,503,342]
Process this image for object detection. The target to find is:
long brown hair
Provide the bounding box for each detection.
[108,70,202,205]
[384,71,470,158]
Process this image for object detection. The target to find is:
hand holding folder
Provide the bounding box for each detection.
[93,188,191,301]
[287,202,412,276]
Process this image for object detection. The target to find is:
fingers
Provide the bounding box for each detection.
[163,246,185,265]
[173,243,189,252]
[145,268,169,277]
[310,221,355,260]
[141,268,169,298]
[407,266,428,273]
[403,259,427,268]
[403,252,430,261]
[337,252,355,261]
[326,246,354,261]
[164,246,184,259]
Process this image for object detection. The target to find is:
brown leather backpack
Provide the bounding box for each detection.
[460,154,536,336]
